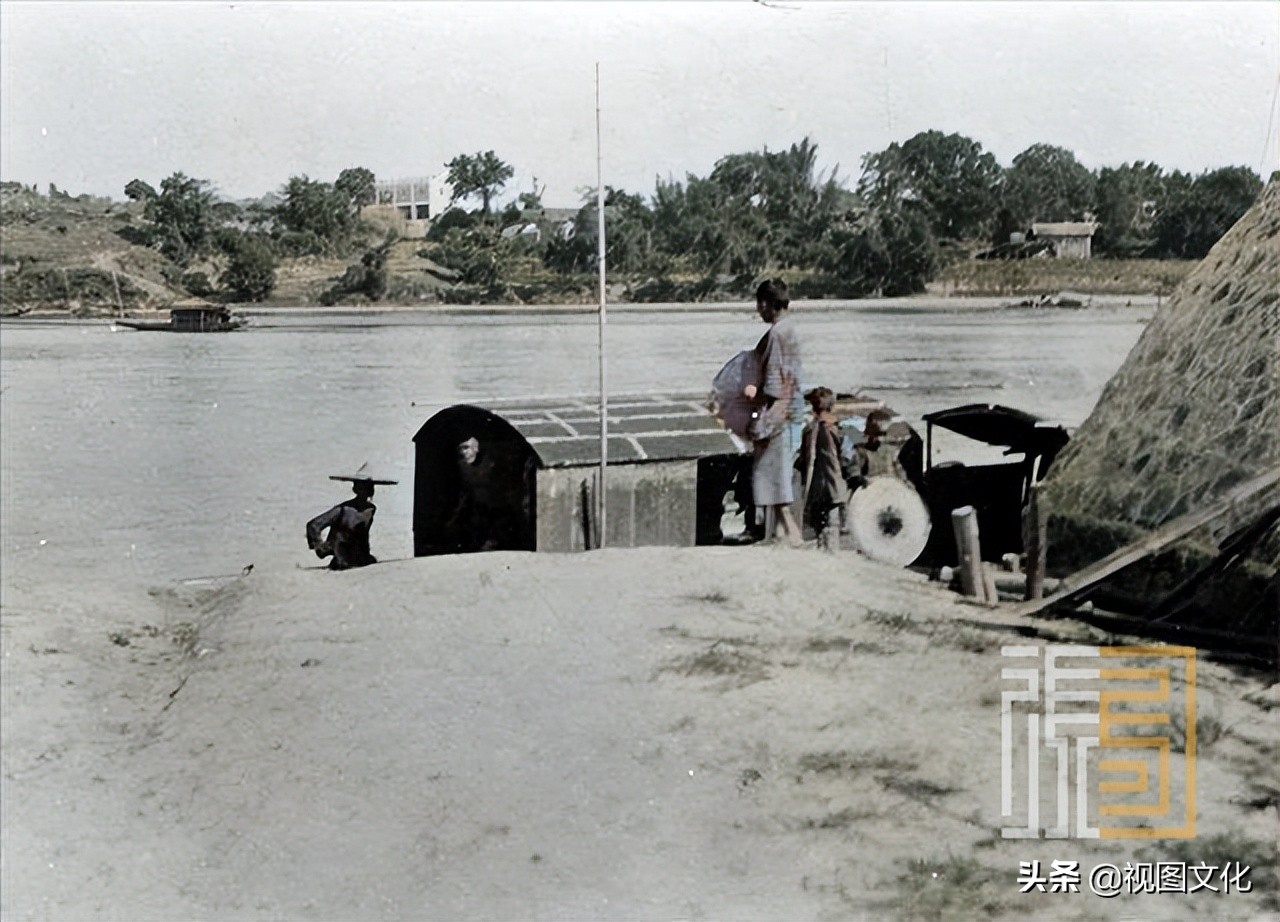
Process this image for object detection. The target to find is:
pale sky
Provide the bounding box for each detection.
[2,1,1277,207]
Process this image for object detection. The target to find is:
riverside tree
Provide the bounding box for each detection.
[143,172,217,265]
[124,178,156,202]
[701,138,843,273]
[553,186,665,276]
[220,233,277,301]
[814,203,938,297]
[1152,165,1263,260]
[446,151,515,215]
[647,137,845,277]
[1001,143,1096,225]
[1093,161,1165,257]
[273,175,360,255]
[335,167,377,212]
[535,136,942,296]
[858,131,1002,242]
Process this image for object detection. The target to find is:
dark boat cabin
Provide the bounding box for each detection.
[412,396,745,555]
[917,404,1069,565]
[170,306,242,332]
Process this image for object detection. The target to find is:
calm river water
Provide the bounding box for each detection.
[1,302,1150,594]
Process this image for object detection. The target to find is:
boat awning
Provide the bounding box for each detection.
[414,394,743,469]
[922,403,1068,456]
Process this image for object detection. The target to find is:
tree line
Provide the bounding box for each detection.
[123,132,1265,303]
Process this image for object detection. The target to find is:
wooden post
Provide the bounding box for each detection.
[983,567,1000,606]
[951,506,984,599]
[1025,484,1047,600]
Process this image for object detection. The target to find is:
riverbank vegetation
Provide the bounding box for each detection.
[0,132,1264,313]
[932,258,1194,298]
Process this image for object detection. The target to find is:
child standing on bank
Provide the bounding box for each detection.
[799,387,851,551]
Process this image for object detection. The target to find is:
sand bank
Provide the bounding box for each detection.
[2,547,1274,920]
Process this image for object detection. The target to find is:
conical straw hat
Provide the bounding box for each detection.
[329,461,398,486]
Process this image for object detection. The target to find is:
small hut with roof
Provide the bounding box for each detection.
[411,395,745,555]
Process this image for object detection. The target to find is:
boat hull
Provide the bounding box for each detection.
[114,318,246,332]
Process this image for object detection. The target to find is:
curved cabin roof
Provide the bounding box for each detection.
[414,395,742,469]
[922,403,1068,458]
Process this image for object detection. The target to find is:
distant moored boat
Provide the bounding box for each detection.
[115,303,247,333]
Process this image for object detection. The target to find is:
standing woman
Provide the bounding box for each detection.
[744,279,805,546]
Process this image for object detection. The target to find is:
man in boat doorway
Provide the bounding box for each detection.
[306,472,396,569]
[445,436,536,552]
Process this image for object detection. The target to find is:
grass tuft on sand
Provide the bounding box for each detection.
[1140,832,1280,909]
[879,854,1008,921]
[797,750,919,776]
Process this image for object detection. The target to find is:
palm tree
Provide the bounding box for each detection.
[446,151,515,215]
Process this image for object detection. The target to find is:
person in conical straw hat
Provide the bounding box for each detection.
[305,464,397,570]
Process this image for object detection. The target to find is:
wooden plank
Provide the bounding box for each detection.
[1149,503,1280,623]
[1010,469,1280,618]
[1055,606,1278,667]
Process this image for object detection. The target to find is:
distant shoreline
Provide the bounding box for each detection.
[3,292,1161,323]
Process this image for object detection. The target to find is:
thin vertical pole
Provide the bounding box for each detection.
[595,62,608,548]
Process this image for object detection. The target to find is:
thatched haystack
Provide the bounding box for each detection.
[1041,174,1279,627]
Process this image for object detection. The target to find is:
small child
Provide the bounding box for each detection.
[799,387,851,551]
[854,409,906,482]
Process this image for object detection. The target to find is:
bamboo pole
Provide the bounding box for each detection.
[595,62,608,549]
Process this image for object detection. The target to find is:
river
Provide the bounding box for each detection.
[0,301,1150,595]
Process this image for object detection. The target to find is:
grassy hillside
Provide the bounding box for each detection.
[0,184,185,314]
[1,183,1194,314]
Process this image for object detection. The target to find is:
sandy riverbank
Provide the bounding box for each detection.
[2,546,1274,920]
